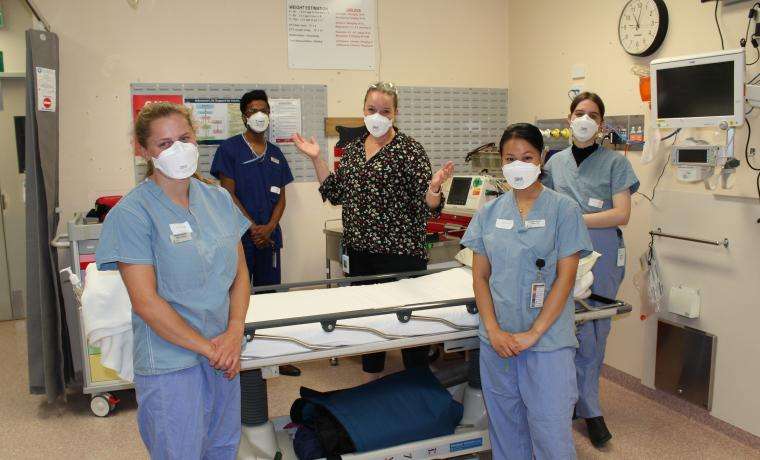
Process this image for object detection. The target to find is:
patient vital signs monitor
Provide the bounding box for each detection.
[651,49,745,129]
[442,175,501,217]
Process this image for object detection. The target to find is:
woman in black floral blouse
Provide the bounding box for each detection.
[293,81,454,373]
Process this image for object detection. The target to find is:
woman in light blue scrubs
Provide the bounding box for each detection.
[96,102,251,459]
[543,92,639,447]
[462,123,593,459]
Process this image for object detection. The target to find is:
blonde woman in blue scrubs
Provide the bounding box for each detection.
[96,103,251,459]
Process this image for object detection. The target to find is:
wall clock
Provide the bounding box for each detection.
[619,0,669,57]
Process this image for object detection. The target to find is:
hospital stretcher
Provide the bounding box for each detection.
[237,266,632,460]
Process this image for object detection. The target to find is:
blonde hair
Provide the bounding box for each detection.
[364,81,398,110]
[134,102,211,184]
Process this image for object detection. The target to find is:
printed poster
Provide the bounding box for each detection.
[269,98,302,144]
[287,0,376,70]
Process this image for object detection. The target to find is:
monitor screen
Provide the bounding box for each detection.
[656,61,734,119]
[677,149,709,164]
[447,177,472,206]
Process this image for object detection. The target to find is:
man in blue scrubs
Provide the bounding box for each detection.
[211,90,299,375]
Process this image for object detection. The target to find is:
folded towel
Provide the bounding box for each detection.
[81,264,134,382]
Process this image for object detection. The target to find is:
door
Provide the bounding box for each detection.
[0,77,27,319]
[0,203,11,321]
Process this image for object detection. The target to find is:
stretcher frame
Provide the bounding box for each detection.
[237,269,632,460]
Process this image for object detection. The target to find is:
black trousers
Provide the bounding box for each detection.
[345,249,431,373]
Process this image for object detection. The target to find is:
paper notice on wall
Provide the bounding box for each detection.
[184,99,232,142]
[35,67,56,112]
[269,98,302,144]
[286,0,376,70]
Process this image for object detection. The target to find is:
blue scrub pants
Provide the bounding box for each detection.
[575,228,625,419]
[242,235,281,287]
[480,343,578,460]
[134,363,241,460]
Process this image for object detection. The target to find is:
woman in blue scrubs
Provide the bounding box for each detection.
[543,92,639,447]
[462,123,592,459]
[96,102,251,459]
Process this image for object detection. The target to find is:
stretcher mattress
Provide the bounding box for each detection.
[243,268,477,358]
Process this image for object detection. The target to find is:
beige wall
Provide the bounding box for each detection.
[0,0,29,72]
[34,0,509,284]
[0,0,32,318]
[509,0,760,436]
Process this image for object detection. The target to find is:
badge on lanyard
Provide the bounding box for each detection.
[588,197,604,209]
[169,221,193,244]
[617,247,626,267]
[525,219,546,229]
[530,259,546,309]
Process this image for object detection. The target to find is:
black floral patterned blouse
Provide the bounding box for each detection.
[320,131,444,259]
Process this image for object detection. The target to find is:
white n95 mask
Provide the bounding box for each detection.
[152,141,199,180]
[247,112,269,133]
[570,114,599,143]
[364,113,393,138]
[502,161,541,190]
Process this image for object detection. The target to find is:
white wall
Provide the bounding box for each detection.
[34,0,509,284]
[508,0,760,436]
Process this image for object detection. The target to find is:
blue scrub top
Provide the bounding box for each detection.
[543,146,639,214]
[96,178,250,375]
[210,135,294,249]
[461,188,593,352]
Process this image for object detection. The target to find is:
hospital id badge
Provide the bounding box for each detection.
[169,221,193,244]
[170,233,192,244]
[617,247,626,267]
[530,282,546,309]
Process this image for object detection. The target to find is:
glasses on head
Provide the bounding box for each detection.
[369,82,397,94]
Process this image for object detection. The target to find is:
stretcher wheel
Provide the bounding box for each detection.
[90,393,117,417]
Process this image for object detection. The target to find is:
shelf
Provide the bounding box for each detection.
[0,72,26,79]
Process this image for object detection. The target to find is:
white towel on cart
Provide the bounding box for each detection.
[81,263,134,382]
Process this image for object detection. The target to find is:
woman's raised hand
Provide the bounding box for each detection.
[291,133,321,159]
[430,161,455,191]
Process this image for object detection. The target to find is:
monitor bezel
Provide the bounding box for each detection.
[651,49,745,129]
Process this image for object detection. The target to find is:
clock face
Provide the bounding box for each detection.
[619,0,668,57]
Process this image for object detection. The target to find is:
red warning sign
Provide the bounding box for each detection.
[42,97,52,109]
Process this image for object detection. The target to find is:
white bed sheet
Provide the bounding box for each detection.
[243,304,477,358]
[244,267,475,325]
[241,266,602,359]
[243,267,477,358]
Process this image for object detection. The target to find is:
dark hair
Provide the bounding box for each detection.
[240,90,269,114]
[499,123,544,156]
[570,92,605,118]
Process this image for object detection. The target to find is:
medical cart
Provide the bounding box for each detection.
[52,213,133,417]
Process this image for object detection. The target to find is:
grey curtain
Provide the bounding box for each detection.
[25,29,72,401]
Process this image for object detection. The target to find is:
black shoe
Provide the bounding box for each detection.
[279,365,301,377]
[586,416,612,447]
